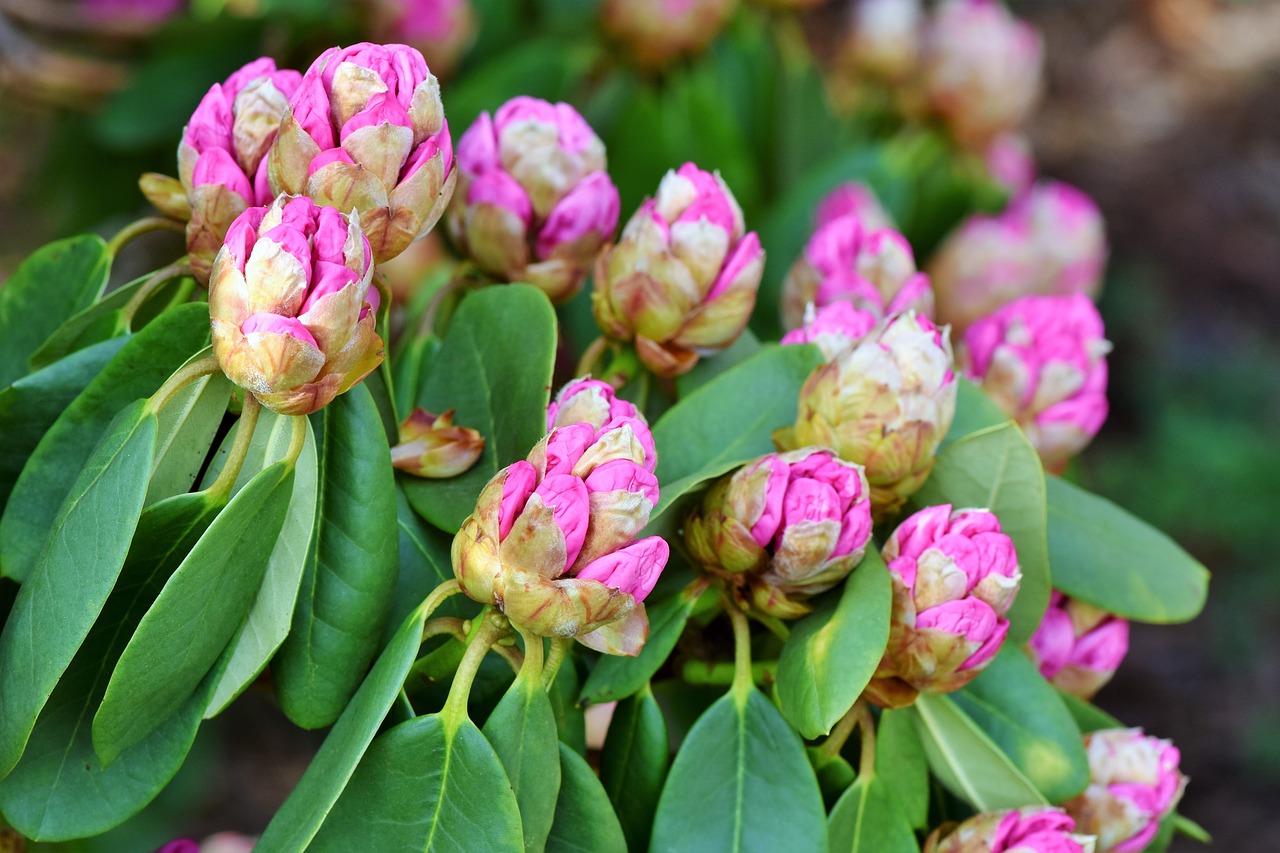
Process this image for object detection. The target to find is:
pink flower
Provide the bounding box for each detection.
[926,806,1096,853]
[780,301,881,360]
[547,377,656,469]
[814,181,896,232]
[985,132,1036,195]
[1027,591,1129,699]
[371,0,476,76]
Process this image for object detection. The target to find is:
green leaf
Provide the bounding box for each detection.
[0,399,158,777]
[1046,476,1209,623]
[600,685,670,853]
[0,302,210,582]
[580,583,700,704]
[827,775,920,853]
[876,709,929,830]
[1057,690,1122,734]
[951,648,1089,803]
[0,235,110,388]
[308,715,524,852]
[275,384,399,729]
[145,365,232,506]
[912,422,1050,644]
[93,460,295,764]
[402,284,557,534]
[483,668,561,853]
[650,688,827,853]
[546,742,628,853]
[255,603,430,853]
[674,330,764,398]
[910,692,1047,811]
[546,657,586,756]
[777,548,892,739]
[1173,814,1210,843]
[387,481,461,642]
[941,378,1010,448]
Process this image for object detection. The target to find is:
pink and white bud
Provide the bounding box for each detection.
[447,97,619,304]
[600,0,736,69]
[593,163,764,377]
[844,0,923,82]
[1064,729,1187,853]
[984,132,1036,195]
[547,376,656,469]
[391,408,485,478]
[866,504,1021,708]
[1027,592,1128,700]
[369,0,476,77]
[960,294,1110,472]
[814,181,896,232]
[1015,181,1108,299]
[925,806,1096,853]
[780,301,880,361]
[684,448,873,618]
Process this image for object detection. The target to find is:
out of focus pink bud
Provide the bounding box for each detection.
[924,806,1097,853]
[369,0,476,77]
[1064,729,1187,853]
[814,181,896,232]
[593,163,764,377]
[984,132,1036,195]
[1027,592,1128,700]
[391,408,485,478]
[780,301,880,361]
[447,97,619,304]
[600,0,736,69]
[842,0,923,82]
[1014,182,1108,298]
[866,504,1021,708]
[960,294,1110,472]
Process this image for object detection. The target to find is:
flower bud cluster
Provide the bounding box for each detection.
[924,806,1096,853]
[1027,592,1129,700]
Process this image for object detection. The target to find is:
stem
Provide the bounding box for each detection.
[206,395,261,500]
[415,263,476,340]
[107,216,185,257]
[854,701,876,778]
[540,636,571,691]
[283,413,308,468]
[724,596,754,702]
[751,611,791,643]
[575,336,609,379]
[418,579,462,633]
[148,355,220,413]
[601,345,642,389]
[441,609,510,728]
[818,703,862,763]
[423,616,467,643]
[122,259,191,325]
[516,625,545,685]
[681,659,777,687]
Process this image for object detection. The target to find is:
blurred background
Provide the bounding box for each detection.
[1,0,1276,849]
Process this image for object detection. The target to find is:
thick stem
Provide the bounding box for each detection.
[540,636,571,691]
[122,259,192,325]
[107,216,185,257]
[818,703,862,764]
[441,609,510,728]
[283,413,308,468]
[601,345,643,389]
[724,596,755,702]
[148,355,220,413]
[516,625,545,686]
[681,659,777,687]
[751,611,791,643]
[206,395,261,500]
[854,701,876,778]
[423,616,467,643]
[418,579,462,633]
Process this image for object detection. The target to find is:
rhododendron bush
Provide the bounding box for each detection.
[0,2,1213,851]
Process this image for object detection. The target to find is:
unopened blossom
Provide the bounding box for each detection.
[209,195,383,416]
[776,311,956,516]
[547,377,656,461]
[369,0,475,77]
[1027,592,1129,700]
[452,421,668,655]
[447,97,620,304]
[842,0,923,82]
[1016,181,1108,299]
[960,294,1110,472]
[814,181,896,232]
[780,301,880,361]
[685,448,873,618]
[390,408,484,478]
[593,163,764,377]
[600,0,736,69]
[924,807,1096,853]
[1064,729,1187,853]
[985,132,1035,195]
[141,57,301,283]
[269,42,455,263]
[866,504,1021,708]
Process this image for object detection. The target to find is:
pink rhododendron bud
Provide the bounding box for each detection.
[922,0,1043,149]
[985,132,1035,195]
[924,806,1097,853]
[592,163,765,377]
[1015,181,1108,299]
[600,0,736,69]
[777,311,956,516]
[546,377,656,469]
[390,407,484,478]
[452,422,667,655]
[1027,592,1129,700]
[369,0,476,77]
[780,301,880,361]
[843,0,923,82]
[447,97,620,304]
[208,195,383,415]
[865,504,1021,708]
[140,57,302,283]
[268,42,456,263]
[814,181,896,232]
[781,215,934,331]
[1064,729,1188,853]
[684,448,873,618]
[960,294,1110,472]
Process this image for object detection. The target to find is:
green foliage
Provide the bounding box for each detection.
[600,685,670,853]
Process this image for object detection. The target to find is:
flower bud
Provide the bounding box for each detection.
[268,42,456,263]
[685,448,872,618]
[924,807,1096,853]
[208,195,383,415]
[985,132,1035,195]
[1064,729,1188,853]
[814,181,896,232]
[780,301,880,361]
[781,214,935,331]
[592,163,764,377]
[368,0,476,78]
[842,0,923,82]
[777,311,956,516]
[452,422,668,655]
[1016,181,1108,299]
[865,504,1021,708]
[390,407,484,478]
[447,97,620,304]
[1027,592,1128,700]
[959,294,1110,472]
[600,0,736,69]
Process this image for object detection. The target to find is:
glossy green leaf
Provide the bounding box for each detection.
[546,657,586,756]
[1046,476,1209,623]
[1057,690,1121,734]
[387,481,460,641]
[145,365,232,506]
[910,692,1047,811]
[941,378,1009,448]
[912,422,1050,644]
[0,399,157,777]
[402,284,557,534]
[650,688,827,853]
[275,384,399,729]
[876,709,929,830]
[777,548,892,739]
[673,330,764,398]
[256,603,431,853]
[309,715,524,852]
[600,685,670,853]
[828,775,920,853]
[0,302,210,582]
[0,235,110,388]
[483,666,561,853]
[580,583,701,704]
[546,742,627,853]
[1173,814,1210,843]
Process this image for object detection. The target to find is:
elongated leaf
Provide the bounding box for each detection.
[483,667,561,853]
[0,302,210,582]
[547,657,586,756]
[1046,476,1209,623]
[387,481,460,642]
[546,743,627,853]
[256,603,430,853]
[942,378,1009,448]
[828,775,920,853]
[1058,691,1121,734]
[0,400,158,777]
[912,423,1050,644]
[777,548,891,738]
[674,330,764,398]
[580,583,700,704]
[877,709,929,830]
[402,284,557,533]
[94,460,295,764]
[0,234,110,388]
[650,688,827,853]
[145,366,232,506]
[600,685,669,853]
[309,715,524,852]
